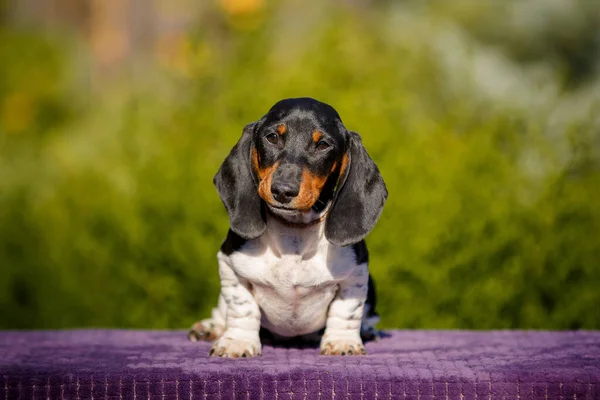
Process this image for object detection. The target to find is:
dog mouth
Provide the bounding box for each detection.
[265,202,330,227]
[266,204,303,216]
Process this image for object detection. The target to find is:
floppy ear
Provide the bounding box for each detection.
[325,131,387,247]
[213,122,266,240]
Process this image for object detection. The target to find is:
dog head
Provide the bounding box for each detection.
[214,97,387,247]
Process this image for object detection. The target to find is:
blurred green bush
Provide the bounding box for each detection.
[1,1,599,330]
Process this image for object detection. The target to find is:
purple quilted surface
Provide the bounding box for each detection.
[1,330,599,399]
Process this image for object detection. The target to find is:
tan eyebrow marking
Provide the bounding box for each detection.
[276,124,286,135]
[312,131,323,143]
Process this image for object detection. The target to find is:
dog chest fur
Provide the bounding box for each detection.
[220,217,361,337]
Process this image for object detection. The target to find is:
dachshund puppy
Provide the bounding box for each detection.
[189,98,387,357]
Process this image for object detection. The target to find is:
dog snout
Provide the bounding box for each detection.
[271,181,299,204]
[271,164,302,204]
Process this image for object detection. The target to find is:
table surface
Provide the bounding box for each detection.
[1,329,599,399]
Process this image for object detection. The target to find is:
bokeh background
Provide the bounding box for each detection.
[1,0,599,330]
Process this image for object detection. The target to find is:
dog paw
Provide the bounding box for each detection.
[188,319,224,342]
[209,337,262,358]
[320,339,366,356]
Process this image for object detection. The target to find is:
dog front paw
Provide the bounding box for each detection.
[188,319,225,342]
[320,338,366,356]
[209,337,262,358]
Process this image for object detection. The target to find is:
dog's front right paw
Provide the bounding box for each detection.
[209,337,262,358]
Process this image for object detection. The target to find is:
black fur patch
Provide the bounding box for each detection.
[220,229,247,255]
[366,274,379,318]
[351,240,369,265]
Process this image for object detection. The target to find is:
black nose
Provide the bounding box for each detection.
[271,181,299,204]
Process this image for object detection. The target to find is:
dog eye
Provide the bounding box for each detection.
[316,140,330,151]
[266,133,279,145]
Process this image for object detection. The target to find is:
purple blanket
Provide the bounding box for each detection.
[1,330,599,399]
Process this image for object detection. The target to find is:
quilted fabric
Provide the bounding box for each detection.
[1,330,599,399]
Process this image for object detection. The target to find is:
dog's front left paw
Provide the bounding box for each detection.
[209,337,262,358]
[320,339,366,356]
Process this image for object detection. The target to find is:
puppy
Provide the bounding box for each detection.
[189,98,387,357]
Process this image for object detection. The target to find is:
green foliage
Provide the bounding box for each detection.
[1,2,599,330]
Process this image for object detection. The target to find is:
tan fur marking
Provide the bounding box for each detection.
[251,147,259,174]
[330,161,338,173]
[276,124,286,135]
[293,169,328,211]
[339,153,349,178]
[312,131,323,143]
[257,161,279,204]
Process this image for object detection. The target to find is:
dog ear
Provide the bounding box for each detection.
[213,122,266,240]
[325,131,387,247]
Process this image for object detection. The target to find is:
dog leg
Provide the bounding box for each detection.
[360,274,381,342]
[188,293,227,342]
[320,263,369,356]
[360,304,381,342]
[209,252,262,358]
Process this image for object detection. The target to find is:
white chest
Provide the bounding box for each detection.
[222,221,359,336]
[229,226,356,290]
